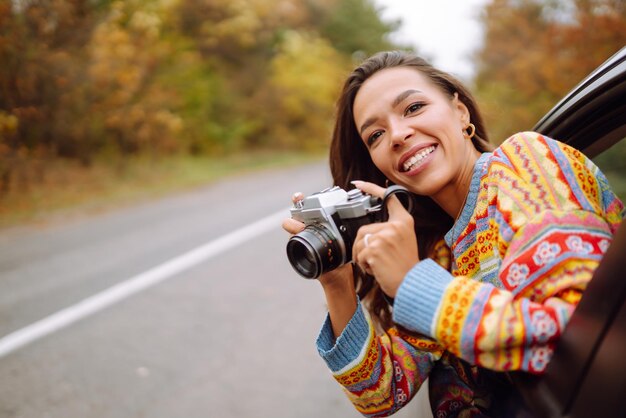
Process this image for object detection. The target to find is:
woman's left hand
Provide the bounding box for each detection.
[351,181,420,298]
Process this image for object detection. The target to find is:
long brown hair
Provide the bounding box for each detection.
[329,51,492,331]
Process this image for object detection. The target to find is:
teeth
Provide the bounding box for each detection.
[403,146,435,172]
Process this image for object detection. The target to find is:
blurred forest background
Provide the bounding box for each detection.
[0,0,625,226]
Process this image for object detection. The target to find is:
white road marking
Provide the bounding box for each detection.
[0,208,289,359]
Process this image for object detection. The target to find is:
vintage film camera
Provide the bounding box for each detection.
[286,185,413,279]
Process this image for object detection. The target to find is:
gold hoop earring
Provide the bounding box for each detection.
[465,123,476,140]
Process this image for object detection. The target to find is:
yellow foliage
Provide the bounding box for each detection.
[475,0,626,143]
[0,111,19,140]
[266,31,350,149]
[78,1,187,154]
[2,0,399,164]
[196,0,319,52]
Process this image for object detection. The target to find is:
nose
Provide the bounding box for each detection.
[388,120,412,150]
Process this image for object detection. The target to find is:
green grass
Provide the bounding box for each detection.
[3,148,622,230]
[0,151,325,229]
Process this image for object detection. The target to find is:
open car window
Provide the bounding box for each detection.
[515,46,626,418]
[533,46,626,157]
[593,136,626,203]
[533,46,626,203]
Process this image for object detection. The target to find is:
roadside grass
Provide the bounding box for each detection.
[1,150,623,231]
[0,151,325,229]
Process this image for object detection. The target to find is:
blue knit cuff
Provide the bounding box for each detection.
[316,301,370,373]
[392,258,453,337]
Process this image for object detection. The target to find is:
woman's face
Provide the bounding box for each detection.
[353,66,476,198]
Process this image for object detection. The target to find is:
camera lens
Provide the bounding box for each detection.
[287,239,319,278]
[286,226,343,279]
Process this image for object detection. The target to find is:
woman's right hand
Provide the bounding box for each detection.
[282,191,307,235]
[281,193,354,290]
[281,216,354,288]
[281,217,305,235]
[283,191,358,337]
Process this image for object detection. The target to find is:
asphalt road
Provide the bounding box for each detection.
[0,161,431,418]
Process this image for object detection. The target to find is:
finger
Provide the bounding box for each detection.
[352,181,411,221]
[354,246,375,276]
[363,261,374,276]
[351,180,386,199]
[291,192,304,204]
[352,231,370,268]
[352,233,364,266]
[384,194,412,220]
[282,218,305,234]
[353,224,384,263]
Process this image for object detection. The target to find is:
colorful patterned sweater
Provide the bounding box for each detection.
[316,132,624,417]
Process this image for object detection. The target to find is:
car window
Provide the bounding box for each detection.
[592,136,626,203]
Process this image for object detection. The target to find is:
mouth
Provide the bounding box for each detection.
[399,145,437,173]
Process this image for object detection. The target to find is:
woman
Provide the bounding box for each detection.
[282,51,623,417]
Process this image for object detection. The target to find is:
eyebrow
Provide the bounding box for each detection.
[392,89,421,107]
[358,89,422,135]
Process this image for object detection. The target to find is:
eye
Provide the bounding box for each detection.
[367,130,383,146]
[404,102,425,116]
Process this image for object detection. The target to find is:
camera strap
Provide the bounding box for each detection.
[381,185,415,221]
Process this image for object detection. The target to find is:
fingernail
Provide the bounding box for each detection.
[292,192,304,202]
[350,180,363,186]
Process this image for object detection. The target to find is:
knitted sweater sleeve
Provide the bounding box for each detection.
[316,303,443,417]
[392,132,623,374]
[316,241,453,417]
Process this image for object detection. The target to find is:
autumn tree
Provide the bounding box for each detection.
[173,0,402,152]
[319,0,403,56]
[258,31,349,150]
[0,0,101,190]
[474,0,626,143]
[0,0,406,193]
[83,1,183,156]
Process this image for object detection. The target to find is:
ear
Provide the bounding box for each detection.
[452,92,470,125]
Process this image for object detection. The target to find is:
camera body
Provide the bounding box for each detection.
[286,185,412,279]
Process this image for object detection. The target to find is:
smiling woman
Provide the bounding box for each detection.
[282,50,624,417]
[353,67,482,213]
